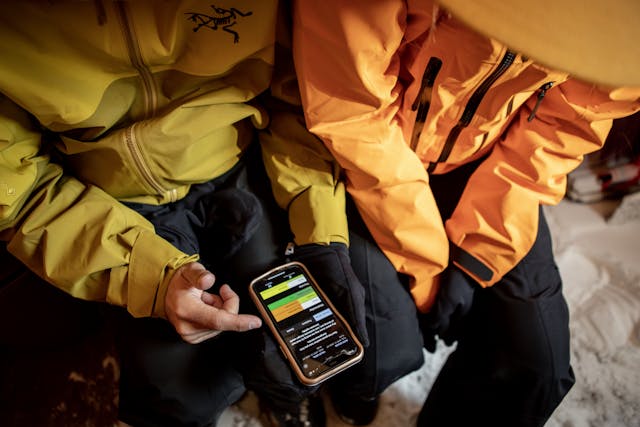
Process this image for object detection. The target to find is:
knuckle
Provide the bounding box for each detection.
[173,303,191,319]
[208,317,223,331]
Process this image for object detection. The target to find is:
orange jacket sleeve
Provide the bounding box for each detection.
[292,0,448,311]
[446,82,640,285]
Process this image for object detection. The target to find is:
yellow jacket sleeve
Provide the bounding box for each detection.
[259,9,348,247]
[260,104,349,246]
[0,94,195,318]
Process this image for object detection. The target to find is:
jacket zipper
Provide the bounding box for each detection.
[116,3,175,201]
[116,2,158,118]
[410,57,443,151]
[527,82,554,122]
[427,50,516,173]
[124,125,177,202]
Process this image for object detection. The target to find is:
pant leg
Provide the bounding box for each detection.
[224,143,323,413]
[417,208,575,427]
[113,311,246,427]
[114,155,261,426]
[329,197,425,399]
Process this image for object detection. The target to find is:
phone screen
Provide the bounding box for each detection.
[250,262,363,383]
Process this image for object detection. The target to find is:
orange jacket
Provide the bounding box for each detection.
[292,0,640,312]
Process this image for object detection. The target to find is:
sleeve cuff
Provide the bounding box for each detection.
[127,230,198,318]
[288,185,349,246]
[450,244,495,286]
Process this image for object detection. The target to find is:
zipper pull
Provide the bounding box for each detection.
[284,242,295,261]
[528,82,554,122]
[412,57,443,111]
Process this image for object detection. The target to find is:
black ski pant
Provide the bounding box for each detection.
[417,159,575,427]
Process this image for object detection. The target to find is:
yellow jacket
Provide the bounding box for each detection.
[0,0,348,319]
[291,0,640,311]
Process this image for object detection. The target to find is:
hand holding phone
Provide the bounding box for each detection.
[249,261,364,385]
[286,243,369,347]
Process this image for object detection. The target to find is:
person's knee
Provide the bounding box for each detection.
[492,342,575,421]
[115,316,246,426]
[119,371,245,427]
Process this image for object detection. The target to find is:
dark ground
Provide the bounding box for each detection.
[0,255,120,427]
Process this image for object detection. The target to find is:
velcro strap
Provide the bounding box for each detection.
[450,244,493,282]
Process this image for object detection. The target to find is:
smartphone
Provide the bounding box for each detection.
[248,261,364,386]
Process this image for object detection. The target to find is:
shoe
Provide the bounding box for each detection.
[330,391,379,425]
[261,394,326,427]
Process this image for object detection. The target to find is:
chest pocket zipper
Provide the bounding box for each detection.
[427,50,516,173]
[410,57,443,151]
[527,82,554,122]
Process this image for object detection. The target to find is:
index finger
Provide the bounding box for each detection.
[191,304,262,333]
